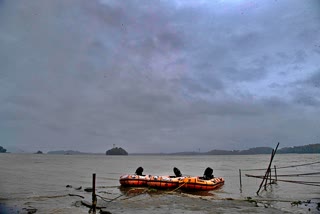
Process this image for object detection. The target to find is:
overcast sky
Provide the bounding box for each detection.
[0,0,320,153]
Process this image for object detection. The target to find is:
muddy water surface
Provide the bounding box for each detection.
[0,153,319,213]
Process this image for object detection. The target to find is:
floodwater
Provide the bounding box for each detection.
[0,153,319,213]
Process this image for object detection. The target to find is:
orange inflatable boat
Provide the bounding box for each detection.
[147,175,185,189]
[179,177,224,191]
[119,174,150,187]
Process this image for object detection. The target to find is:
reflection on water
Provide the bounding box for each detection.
[119,186,217,198]
[0,153,319,213]
[119,187,149,196]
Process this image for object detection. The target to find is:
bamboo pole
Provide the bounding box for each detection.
[264,151,273,190]
[257,142,280,195]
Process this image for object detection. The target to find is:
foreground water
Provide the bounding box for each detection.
[0,153,319,213]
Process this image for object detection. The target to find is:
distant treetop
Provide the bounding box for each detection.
[106,147,128,155]
[277,144,320,154]
[0,146,7,153]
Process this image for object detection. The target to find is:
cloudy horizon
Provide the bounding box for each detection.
[1,0,320,153]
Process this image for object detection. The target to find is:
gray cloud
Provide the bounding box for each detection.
[1,0,320,153]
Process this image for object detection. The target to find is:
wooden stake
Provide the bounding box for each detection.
[92,173,96,214]
[239,169,242,192]
[274,165,277,183]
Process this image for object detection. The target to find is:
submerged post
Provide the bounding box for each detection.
[274,165,277,183]
[239,169,242,192]
[269,167,272,184]
[92,173,97,214]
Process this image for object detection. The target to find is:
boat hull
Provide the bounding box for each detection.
[147,175,184,189]
[180,177,225,191]
[119,174,150,187]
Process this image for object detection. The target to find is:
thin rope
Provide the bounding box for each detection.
[168,182,186,193]
[274,179,320,187]
[276,161,320,169]
[245,174,320,186]
[273,172,320,177]
[242,160,320,171]
[120,189,148,201]
[96,194,123,203]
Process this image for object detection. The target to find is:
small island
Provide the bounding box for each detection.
[35,150,43,154]
[0,146,7,153]
[106,147,128,155]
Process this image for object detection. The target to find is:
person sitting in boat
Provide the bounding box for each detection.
[135,166,144,176]
[203,167,214,180]
[173,167,182,177]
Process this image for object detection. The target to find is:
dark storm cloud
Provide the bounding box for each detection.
[1,0,320,153]
[293,92,320,107]
[303,70,320,88]
[289,70,320,107]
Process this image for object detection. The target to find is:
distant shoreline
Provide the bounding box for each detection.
[3,143,319,155]
[36,143,320,155]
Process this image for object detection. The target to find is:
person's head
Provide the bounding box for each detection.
[204,167,213,177]
[173,167,182,177]
[135,167,144,175]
